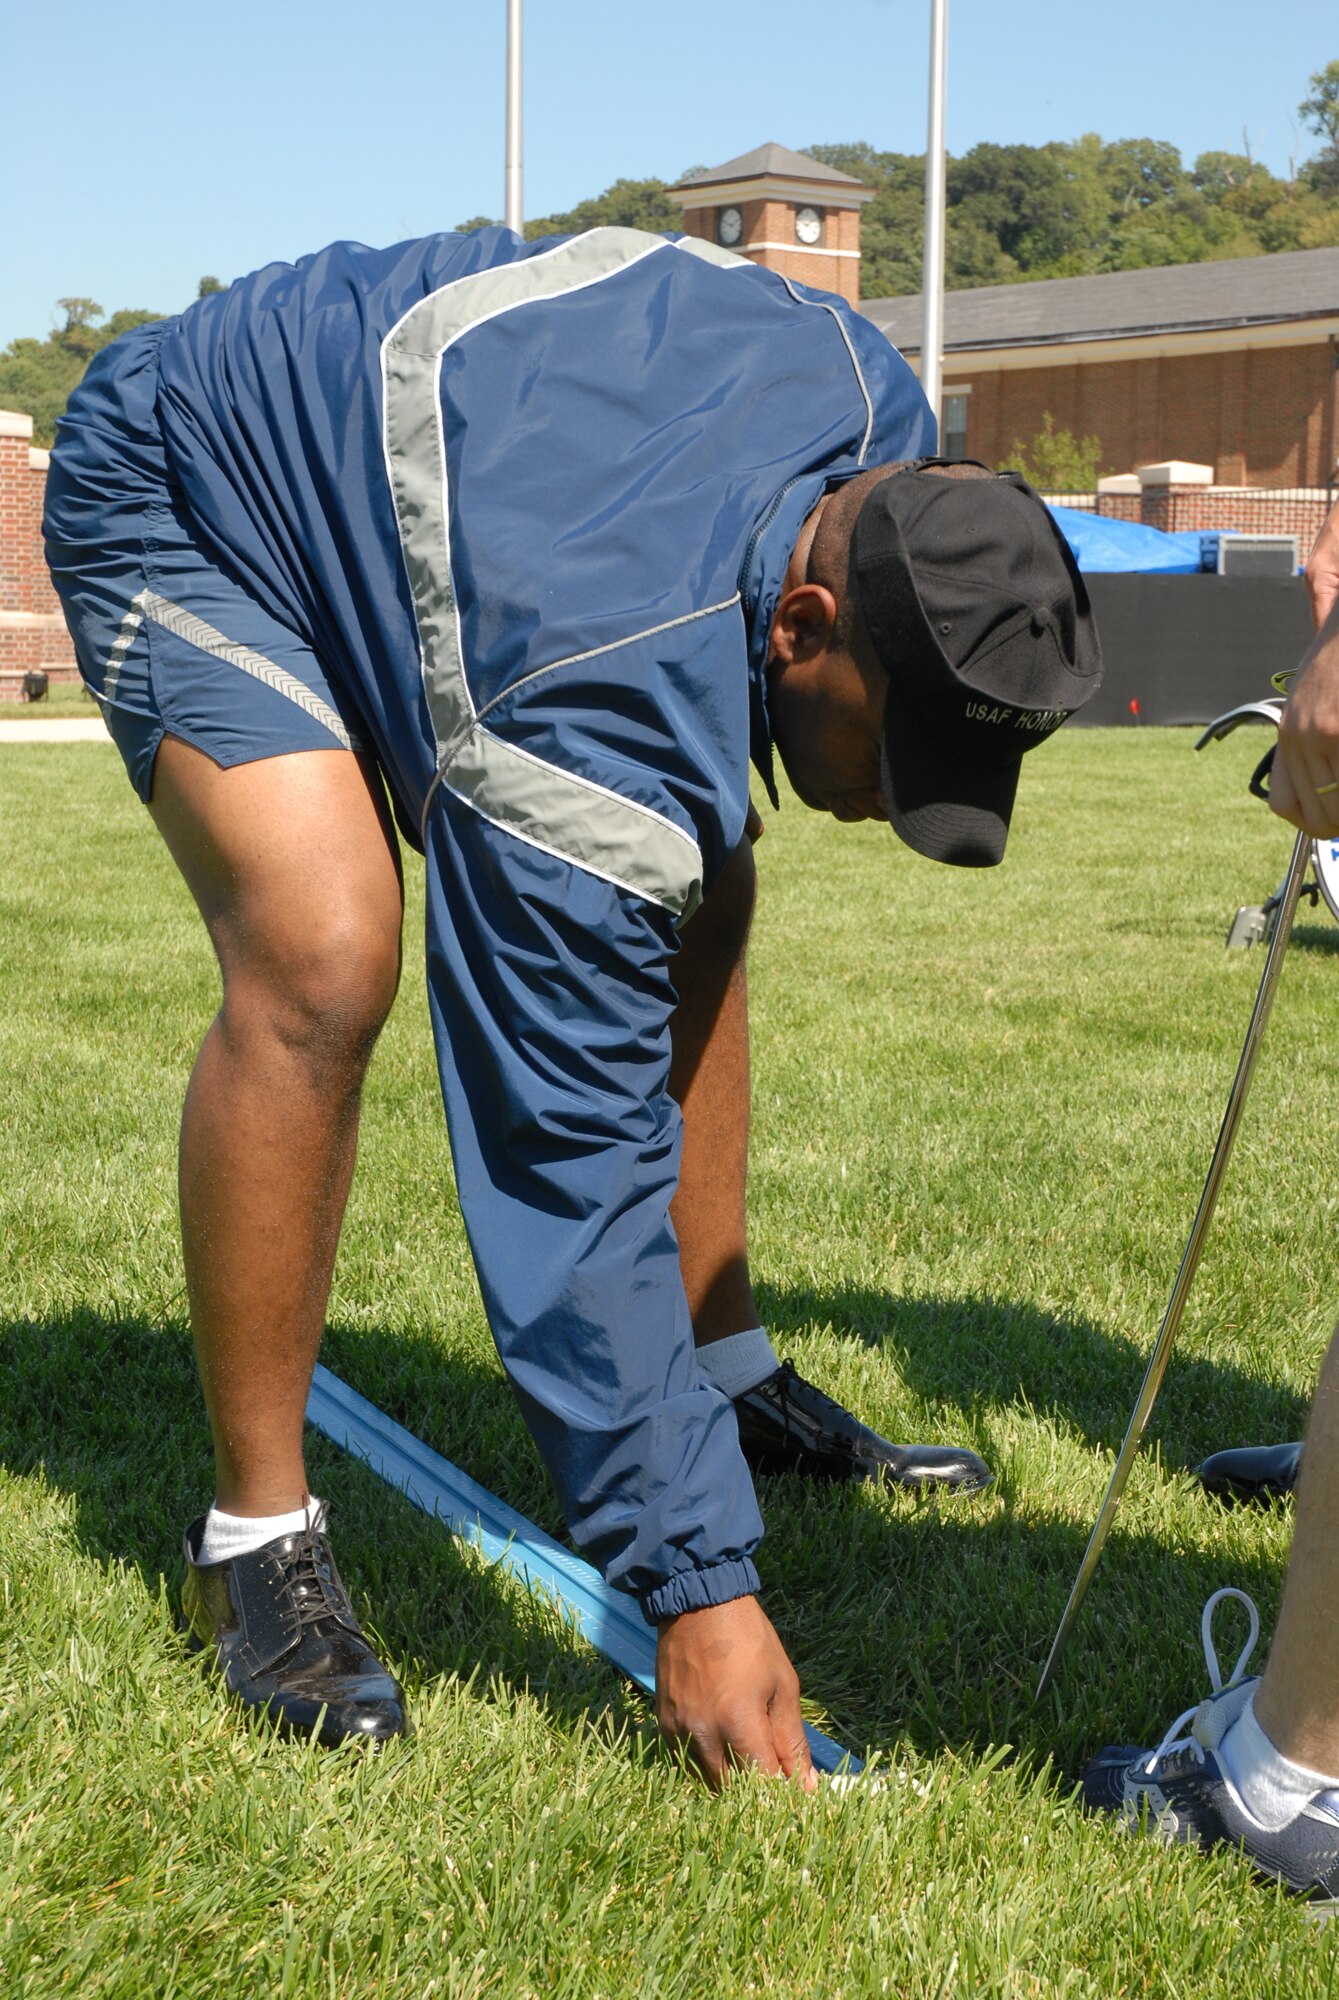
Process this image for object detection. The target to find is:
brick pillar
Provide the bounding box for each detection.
[0,412,33,614]
[1137,460,1214,533]
[0,408,77,692]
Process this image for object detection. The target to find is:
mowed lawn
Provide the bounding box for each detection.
[4,728,1339,1998]
[0,684,104,721]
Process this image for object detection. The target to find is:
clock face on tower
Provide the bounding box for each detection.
[795,205,824,246]
[718,205,743,246]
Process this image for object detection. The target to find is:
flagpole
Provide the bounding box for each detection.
[921,0,949,435]
[505,0,524,234]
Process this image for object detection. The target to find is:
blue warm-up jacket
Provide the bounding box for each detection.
[136,226,934,1620]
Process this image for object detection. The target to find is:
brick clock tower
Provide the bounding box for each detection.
[664,143,874,305]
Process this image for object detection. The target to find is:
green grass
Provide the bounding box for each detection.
[5,730,1339,1997]
[2,682,103,719]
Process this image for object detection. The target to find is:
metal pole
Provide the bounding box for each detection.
[505,0,524,235]
[921,0,949,436]
[1035,822,1311,1700]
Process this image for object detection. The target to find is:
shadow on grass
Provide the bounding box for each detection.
[0,1305,1298,1783]
[1288,921,1339,955]
[0,1307,651,1757]
[760,1473,1292,1777]
[757,1280,1310,1473]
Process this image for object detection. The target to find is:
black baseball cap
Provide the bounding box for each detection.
[852,460,1102,867]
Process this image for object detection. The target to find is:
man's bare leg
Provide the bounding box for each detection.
[669,831,760,1348]
[1083,1320,1339,1892]
[149,738,404,1516]
[1252,1320,1339,1773]
[667,824,992,1494]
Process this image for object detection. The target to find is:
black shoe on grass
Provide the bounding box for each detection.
[1082,1588,1339,1913]
[1197,1440,1302,1505]
[182,1509,409,1747]
[732,1361,992,1492]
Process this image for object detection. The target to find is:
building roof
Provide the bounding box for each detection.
[667,143,871,193]
[861,246,1339,354]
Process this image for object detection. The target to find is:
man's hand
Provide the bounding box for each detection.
[655,1596,817,1791]
[1271,504,1339,840]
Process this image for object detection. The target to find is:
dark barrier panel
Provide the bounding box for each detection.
[1074,575,1315,727]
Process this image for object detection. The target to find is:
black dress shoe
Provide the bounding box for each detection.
[182,1512,410,1746]
[732,1361,993,1492]
[1197,1441,1303,1505]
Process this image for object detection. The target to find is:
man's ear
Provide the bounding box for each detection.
[768,582,839,666]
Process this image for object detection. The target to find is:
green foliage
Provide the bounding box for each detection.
[1005,413,1106,491]
[0,298,162,446]
[454,176,685,244]
[810,105,1339,294]
[197,275,226,297]
[1300,60,1339,194]
[521,176,682,242]
[806,142,933,296]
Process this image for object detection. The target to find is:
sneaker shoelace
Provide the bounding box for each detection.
[1141,1586,1261,1774]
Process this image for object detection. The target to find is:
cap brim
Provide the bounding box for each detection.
[880,682,1020,868]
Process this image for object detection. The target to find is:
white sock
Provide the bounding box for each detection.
[1218,1687,1339,1832]
[196,1496,326,1566]
[694,1326,779,1401]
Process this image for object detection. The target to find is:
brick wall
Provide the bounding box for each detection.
[0,409,77,696]
[1042,483,1332,554]
[953,341,1339,488]
[1040,491,1144,521]
[1141,485,1333,550]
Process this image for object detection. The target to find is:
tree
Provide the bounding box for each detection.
[949,141,1102,273]
[197,275,226,297]
[805,143,928,296]
[1005,414,1105,492]
[444,96,1339,306]
[53,297,106,365]
[1300,60,1339,193]
[0,299,162,445]
[454,175,684,243]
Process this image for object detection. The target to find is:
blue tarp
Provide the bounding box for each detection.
[1047,504,1213,574]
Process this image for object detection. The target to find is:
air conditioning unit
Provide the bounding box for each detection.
[1216,535,1299,578]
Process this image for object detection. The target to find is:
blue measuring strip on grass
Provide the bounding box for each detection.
[306,1364,859,1776]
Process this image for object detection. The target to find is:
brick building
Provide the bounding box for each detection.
[861,248,1339,548]
[0,410,75,696]
[663,147,1337,553]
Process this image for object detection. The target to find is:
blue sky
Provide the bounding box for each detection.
[2,0,1333,349]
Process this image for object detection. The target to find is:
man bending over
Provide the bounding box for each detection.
[46,224,1100,1782]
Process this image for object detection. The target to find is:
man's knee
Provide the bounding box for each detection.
[219,905,402,1078]
[147,740,407,1082]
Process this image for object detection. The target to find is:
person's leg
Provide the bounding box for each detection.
[669,831,761,1350]
[1082,1321,1339,1904]
[1252,1320,1339,1770]
[149,737,404,1516]
[668,828,991,1492]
